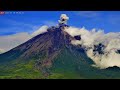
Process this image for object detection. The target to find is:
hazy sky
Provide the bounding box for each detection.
[0,11,120,36]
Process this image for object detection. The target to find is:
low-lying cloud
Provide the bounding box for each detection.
[0,25,48,53]
[0,32,31,53]
[31,25,48,37]
[64,26,120,69]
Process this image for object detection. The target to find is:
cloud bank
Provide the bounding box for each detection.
[0,25,48,53]
[64,26,120,69]
[0,32,31,53]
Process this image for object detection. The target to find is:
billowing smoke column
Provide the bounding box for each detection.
[64,26,120,69]
[58,14,69,25]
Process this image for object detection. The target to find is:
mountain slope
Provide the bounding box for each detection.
[0,25,120,79]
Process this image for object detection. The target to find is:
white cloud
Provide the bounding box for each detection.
[64,26,120,69]
[58,14,69,24]
[0,32,31,53]
[31,25,48,37]
[0,25,48,53]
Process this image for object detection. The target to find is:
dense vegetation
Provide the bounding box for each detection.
[0,48,120,79]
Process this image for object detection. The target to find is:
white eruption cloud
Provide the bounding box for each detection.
[64,26,120,69]
[58,14,69,24]
[60,14,69,20]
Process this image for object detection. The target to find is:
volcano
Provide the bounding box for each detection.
[0,15,120,79]
[0,24,95,78]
